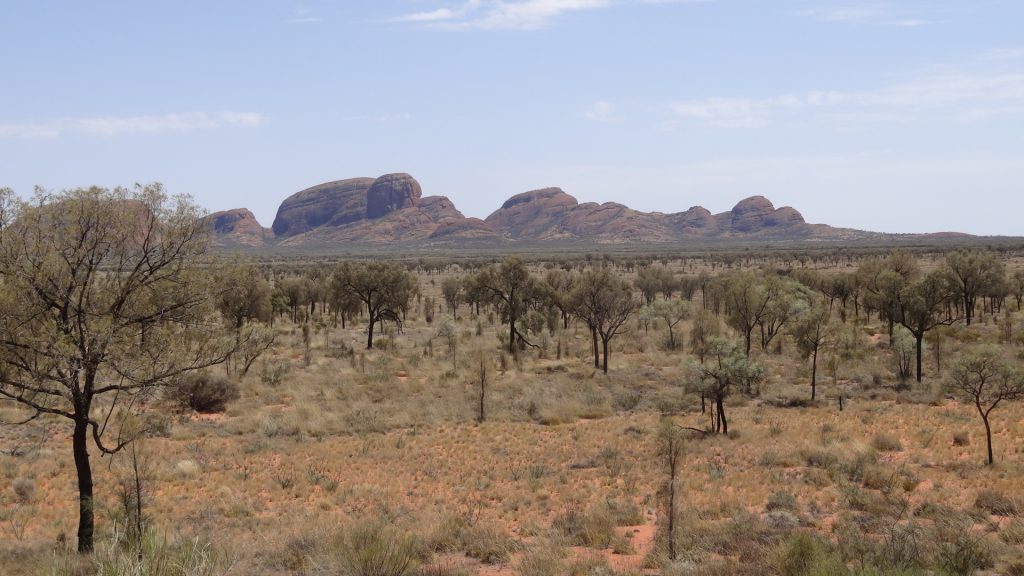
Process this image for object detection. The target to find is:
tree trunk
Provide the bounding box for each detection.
[982,411,994,465]
[915,333,923,383]
[744,329,752,357]
[602,337,609,374]
[811,347,818,401]
[591,325,599,369]
[478,382,486,423]
[73,417,95,553]
[508,317,516,355]
[667,459,677,561]
[366,317,375,349]
[717,396,728,435]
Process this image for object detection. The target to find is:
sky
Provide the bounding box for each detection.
[1,0,1023,235]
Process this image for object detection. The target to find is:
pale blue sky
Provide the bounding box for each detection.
[2,1,1022,235]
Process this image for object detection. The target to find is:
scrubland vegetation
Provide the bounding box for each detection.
[2,187,1024,575]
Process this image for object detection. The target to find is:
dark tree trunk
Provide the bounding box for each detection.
[717,396,728,435]
[980,409,994,465]
[508,317,516,355]
[602,337,609,374]
[915,333,923,383]
[366,316,375,349]
[478,382,486,424]
[73,417,94,553]
[591,325,599,369]
[811,347,818,400]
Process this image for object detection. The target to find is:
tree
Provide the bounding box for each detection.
[216,265,272,332]
[0,185,232,553]
[215,265,272,375]
[541,269,576,330]
[788,301,833,400]
[685,338,763,434]
[441,276,462,318]
[657,420,687,561]
[327,267,364,329]
[721,272,778,356]
[634,265,676,304]
[947,347,1024,465]
[436,320,458,370]
[471,257,539,355]
[944,250,1005,326]
[688,309,721,365]
[757,278,808,353]
[896,270,958,382]
[334,262,417,349]
[475,351,489,423]
[572,267,638,373]
[640,298,690,351]
[1011,270,1024,308]
[858,252,919,338]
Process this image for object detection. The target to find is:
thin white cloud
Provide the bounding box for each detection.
[583,100,617,122]
[797,5,931,27]
[670,72,1024,128]
[286,7,322,23]
[0,111,268,140]
[392,0,702,30]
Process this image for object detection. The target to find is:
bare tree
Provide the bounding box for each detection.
[0,185,232,553]
[947,346,1024,465]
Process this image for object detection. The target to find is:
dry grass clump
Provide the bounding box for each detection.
[974,489,1018,516]
[871,432,903,452]
[11,476,35,503]
[426,515,521,565]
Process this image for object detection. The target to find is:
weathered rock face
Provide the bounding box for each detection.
[668,206,717,234]
[767,206,805,227]
[484,188,580,239]
[267,175,498,245]
[484,191,811,241]
[210,172,837,249]
[271,177,374,238]
[429,217,498,240]
[204,208,268,247]
[729,196,776,232]
[366,173,422,219]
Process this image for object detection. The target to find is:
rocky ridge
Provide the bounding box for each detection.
[206,173,872,248]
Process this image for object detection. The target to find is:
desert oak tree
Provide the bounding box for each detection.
[0,185,233,552]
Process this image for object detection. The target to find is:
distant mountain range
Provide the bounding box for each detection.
[203,172,964,249]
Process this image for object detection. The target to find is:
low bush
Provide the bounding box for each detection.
[171,372,240,413]
[974,489,1018,516]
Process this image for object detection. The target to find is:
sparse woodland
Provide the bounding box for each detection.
[3,188,1024,575]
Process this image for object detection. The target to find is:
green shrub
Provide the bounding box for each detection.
[766,491,798,513]
[171,372,240,413]
[777,533,848,576]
